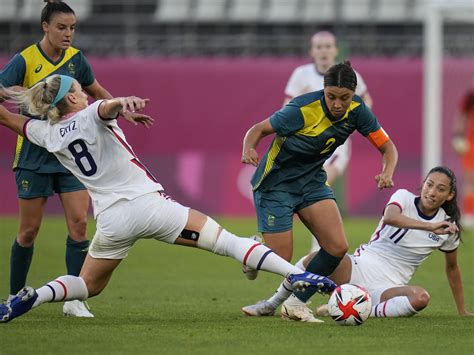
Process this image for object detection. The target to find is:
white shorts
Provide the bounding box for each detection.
[348,253,405,304]
[89,192,189,259]
[323,139,351,173]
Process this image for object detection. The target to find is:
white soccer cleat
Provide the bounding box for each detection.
[281,295,324,323]
[241,300,276,317]
[63,300,94,318]
[242,235,263,280]
[315,303,330,317]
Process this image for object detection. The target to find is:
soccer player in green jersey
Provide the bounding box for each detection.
[0,0,148,317]
[241,61,398,321]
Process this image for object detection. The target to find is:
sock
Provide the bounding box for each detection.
[295,248,342,303]
[213,230,301,277]
[10,239,34,295]
[65,236,89,276]
[370,296,417,317]
[33,275,89,308]
[267,256,307,308]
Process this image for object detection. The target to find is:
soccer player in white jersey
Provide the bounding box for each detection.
[0,74,337,323]
[284,31,373,254]
[242,166,473,320]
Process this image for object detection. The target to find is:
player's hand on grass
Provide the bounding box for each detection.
[374,173,394,189]
[241,148,259,166]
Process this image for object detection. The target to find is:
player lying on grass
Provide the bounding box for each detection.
[0,74,336,323]
[242,166,472,320]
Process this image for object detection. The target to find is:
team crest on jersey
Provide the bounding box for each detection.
[68,62,76,76]
[21,179,29,191]
[267,214,276,227]
[34,64,42,73]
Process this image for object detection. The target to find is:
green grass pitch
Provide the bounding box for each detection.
[0,216,473,354]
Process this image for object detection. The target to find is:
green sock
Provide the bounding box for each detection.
[294,248,342,303]
[10,239,34,295]
[65,236,89,276]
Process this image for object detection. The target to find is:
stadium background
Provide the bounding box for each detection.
[0,0,473,217]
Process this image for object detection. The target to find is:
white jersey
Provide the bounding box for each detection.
[24,100,163,217]
[353,189,460,286]
[284,63,368,99]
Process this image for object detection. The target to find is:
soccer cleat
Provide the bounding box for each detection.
[288,272,337,295]
[315,303,330,317]
[63,300,94,318]
[281,295,324,323]
[0,286,37,323]
[242,235,263,280]
[241,300,276,317]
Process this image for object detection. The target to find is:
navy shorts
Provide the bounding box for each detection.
[16,169,86,199]
[254,185,335,233]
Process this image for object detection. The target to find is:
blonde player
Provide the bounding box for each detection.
[242,166,472,320]
[0,75,336,323]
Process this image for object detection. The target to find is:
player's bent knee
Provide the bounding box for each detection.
[196,217,221,252]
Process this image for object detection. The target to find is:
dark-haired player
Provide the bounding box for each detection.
[241,61,398,322]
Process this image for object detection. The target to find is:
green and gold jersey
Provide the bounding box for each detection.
[252,90,382,193]
[0,43,95,173]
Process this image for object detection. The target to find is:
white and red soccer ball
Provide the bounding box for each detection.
[328,284,372,326]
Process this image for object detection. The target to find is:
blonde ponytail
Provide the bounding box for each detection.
[2,75,74,124]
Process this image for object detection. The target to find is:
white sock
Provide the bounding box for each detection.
[33,275,89,308]
[370,296,417,317]
[213,229,301,277]
[267,256,307,308]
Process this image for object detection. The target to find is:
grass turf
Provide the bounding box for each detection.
[0,216,473,354]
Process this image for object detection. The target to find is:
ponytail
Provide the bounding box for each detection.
[2,75,75,124]
[41,0,75,25]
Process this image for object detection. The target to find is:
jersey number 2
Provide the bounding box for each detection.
[320,138,336,155]
[68,139,97,176]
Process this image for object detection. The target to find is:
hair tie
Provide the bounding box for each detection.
[50,75,74,109]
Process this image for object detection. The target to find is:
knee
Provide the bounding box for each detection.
[81,277,103,298]
[17,227,40,247]
[410,288,430,311]
[68,217,88,240]
[324,240,348,257]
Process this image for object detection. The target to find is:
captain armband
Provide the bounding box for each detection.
[367,127,390,149]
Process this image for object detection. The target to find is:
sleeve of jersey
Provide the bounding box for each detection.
[354,71,368,96]
[284,68,303,98]
[78,52,95,87]
[23,119,48,149]
[355,103,390,149]
[269,103,305,136]
[439,232,460,252]
[385,189,409,212]
[0,54,26,87]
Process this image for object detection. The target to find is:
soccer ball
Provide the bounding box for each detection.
[328,284,372,326]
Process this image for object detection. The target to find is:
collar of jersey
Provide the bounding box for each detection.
[36,42,66,66]
[414,197,438,220]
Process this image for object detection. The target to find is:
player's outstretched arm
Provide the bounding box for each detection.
[0,105,28,136]
[444,250,473,316]
[99,97,154,127]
